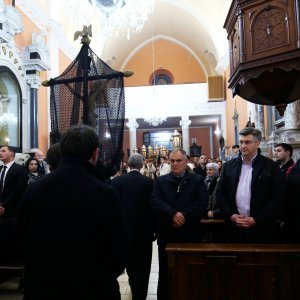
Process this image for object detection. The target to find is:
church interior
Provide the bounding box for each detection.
[1,0,299,161]
[1,0,300,299]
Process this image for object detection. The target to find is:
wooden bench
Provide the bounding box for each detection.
[0,259,24,286]
[166,243,300,300]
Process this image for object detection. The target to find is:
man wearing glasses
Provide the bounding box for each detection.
[151,149,208,300]
[217,127,285,243]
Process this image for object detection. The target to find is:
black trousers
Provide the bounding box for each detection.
[0,218,21,259]
[126,240,152,300]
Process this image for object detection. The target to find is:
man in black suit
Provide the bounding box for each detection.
[19,125,129,300]
[112,153,154,300]
[0,145,28,258]
[217,127,285,243]
[151,149,208,300]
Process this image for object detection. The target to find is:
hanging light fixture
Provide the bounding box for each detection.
[0,112,18,127]
[143,23,167,127]
[89,0,155,39]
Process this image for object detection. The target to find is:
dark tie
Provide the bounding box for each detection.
[0,166,7,194]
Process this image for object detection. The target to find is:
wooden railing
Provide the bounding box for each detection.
[166,243,300,300]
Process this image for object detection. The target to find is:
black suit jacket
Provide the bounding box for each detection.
[112,170,154,244]
[216,153,285,227]
[19,158,129,300]
[151,172,208,244]
[0,162,28,219]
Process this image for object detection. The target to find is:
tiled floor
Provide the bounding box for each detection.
[119,242,158,300]
[0,242,159,300]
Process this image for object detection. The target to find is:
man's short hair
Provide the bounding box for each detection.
[239,127,262,142]
[0,145,16,157]
[171,149,187,160]
[274,143,293,157]
[128,153,144,170]
[60,125,99,160]
[232,144,239,149]
[46,143,61,171]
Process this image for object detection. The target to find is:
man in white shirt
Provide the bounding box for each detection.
[217,127,285,243]
[159,156,171,176]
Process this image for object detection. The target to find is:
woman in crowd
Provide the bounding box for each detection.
[205,162,222,219]
[25,157,43,184]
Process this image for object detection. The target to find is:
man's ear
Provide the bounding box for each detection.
[89,148,99,166]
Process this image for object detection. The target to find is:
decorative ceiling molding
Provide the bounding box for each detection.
[16,0,77,60]
[0,1,23,47]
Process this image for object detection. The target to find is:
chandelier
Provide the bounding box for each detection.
[0,113,18,127]
[90,0,155,39]
[144,116,167,127]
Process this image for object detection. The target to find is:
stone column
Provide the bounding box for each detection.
[126,118,139,154]
[257,104,265,139]
[279,100,300,159]
[27,78,39,149]
[285,99,300,129]
[180,116,191,154]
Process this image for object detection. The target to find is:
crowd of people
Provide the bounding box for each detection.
[0,125,299,300]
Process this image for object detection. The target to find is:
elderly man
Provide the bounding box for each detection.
[19,125,129,300]
[217,127,285,243]
[151,149,208,300]
[112,153,154,300]
[34,150,49,175]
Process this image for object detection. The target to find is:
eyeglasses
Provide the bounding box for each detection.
[170,159,183,164]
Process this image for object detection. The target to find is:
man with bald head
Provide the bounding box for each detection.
[34,150,49,175]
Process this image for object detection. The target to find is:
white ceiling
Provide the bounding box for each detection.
[28,0,231,129]
[31,0,231,75]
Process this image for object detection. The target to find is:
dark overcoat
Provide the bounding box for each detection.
[151,172,208,245]
[216,153,285,242]
[18,158,129,300]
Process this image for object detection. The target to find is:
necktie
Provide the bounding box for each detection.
[0,166,7,194]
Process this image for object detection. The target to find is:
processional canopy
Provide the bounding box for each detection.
[42,25,133,176]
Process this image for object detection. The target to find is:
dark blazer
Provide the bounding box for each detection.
[285,159,300,241]
[216,152,285,242]
[193,165,207,177]
[19,158,129,300]
[111,170,154,244]
[0,162,28,219]
[151,172,208,245]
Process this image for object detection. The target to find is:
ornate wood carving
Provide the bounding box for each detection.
[251,5,289,53]
[224,0,300,106]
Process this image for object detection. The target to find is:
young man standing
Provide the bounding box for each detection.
[274,143,294,176]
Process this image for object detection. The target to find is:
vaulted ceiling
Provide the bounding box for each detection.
[31,0,231,75]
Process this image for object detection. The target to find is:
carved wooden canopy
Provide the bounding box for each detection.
[224,0,300,106]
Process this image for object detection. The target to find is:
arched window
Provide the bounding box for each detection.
[0,67,22,150]
[149,69,174,85]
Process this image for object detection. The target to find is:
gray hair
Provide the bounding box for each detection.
[239,127,262,142]
[206,162,219,173]
[170,149,187,160]
[128,153,144,170]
